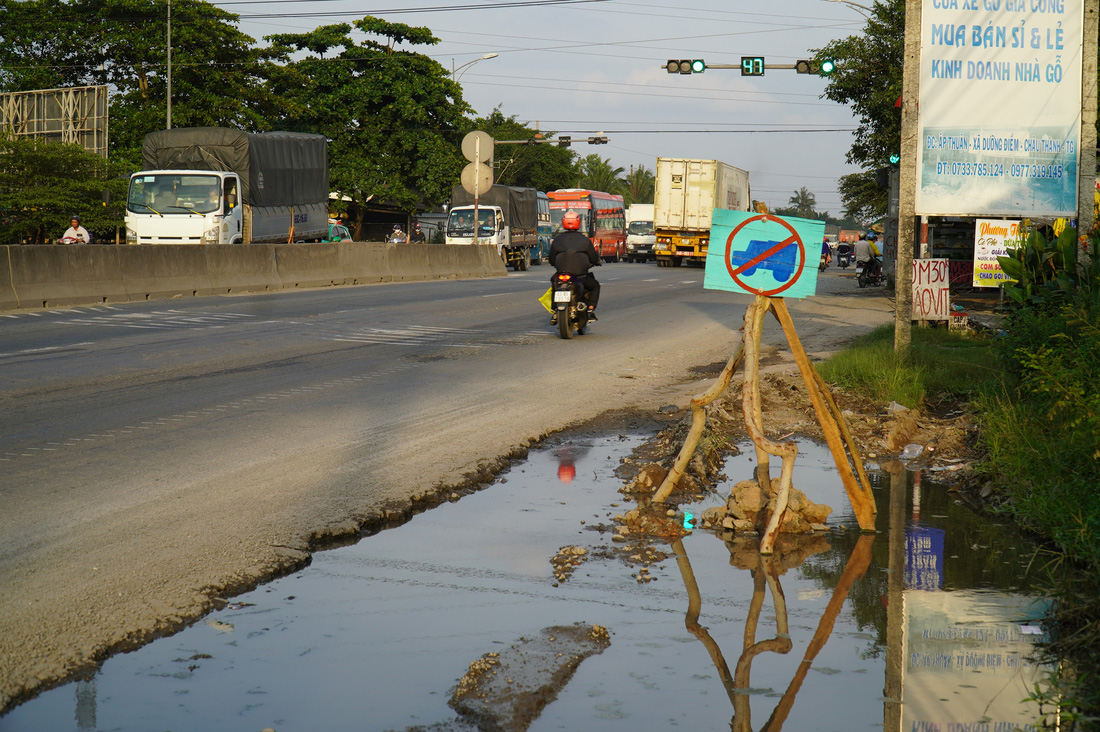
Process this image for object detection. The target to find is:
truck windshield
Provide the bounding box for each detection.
[447,209,497,236]
[628,221,653,236]
[128,174,222,215]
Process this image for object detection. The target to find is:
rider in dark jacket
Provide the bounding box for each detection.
[548,210,601,321]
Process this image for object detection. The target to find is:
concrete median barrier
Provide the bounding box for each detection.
[204,245,281,294]
[0,240,508,312]
[274,243,349,289]
[385,243,435,282]
[120,245,213,301]
[338,242,393,285]
[4,245,125,308]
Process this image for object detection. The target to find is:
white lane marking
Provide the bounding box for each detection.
[0,342,93,359]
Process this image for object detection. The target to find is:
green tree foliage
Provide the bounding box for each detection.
[818,0,904,219]
[622,165,655,206]
[0,0,281,164]
[266,19,468,235]
[466,110,576,192]
[576,155,625,196]
[0,135,128,244]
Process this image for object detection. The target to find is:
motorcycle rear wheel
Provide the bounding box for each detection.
[558,315,573,339]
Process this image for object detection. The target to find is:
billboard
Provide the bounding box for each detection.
[0,85,109,158]
[916,0,1083,217]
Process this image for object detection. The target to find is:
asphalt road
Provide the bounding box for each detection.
[0,259,893,712]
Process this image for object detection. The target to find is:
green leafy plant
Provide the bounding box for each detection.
[997,225,1098,308]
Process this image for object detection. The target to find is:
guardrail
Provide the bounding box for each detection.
[0,242,508,311]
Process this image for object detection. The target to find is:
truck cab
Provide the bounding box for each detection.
[625,204,655,263]
[126,170,242,245]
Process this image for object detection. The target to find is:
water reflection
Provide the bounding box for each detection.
[672,532,874,731]
[0,438,1058,731]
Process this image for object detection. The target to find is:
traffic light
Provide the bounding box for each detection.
[666,59,704,74]
[740,56,764,76]
[796,58,837,76]
[557,135,571,148]
[587,135,609,145]
[889,153,901,165]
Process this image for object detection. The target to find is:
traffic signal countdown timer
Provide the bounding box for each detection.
[741,57,764,76]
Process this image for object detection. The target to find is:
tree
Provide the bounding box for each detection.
[0,0,283,165]
[622,166,655,206]
[818,0,904,219]
[576,155,625,195]
[466,110,576,192]
[787,187,817,218]
[0,135,128,244]
[266,19,468,236]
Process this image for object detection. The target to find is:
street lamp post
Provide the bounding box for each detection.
[451,53,499,82]
[166,0,172,129]
[821,0,872,16]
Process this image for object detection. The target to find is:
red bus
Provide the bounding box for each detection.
[547,189,627,262]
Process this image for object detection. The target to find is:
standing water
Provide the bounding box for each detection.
[0,434,1052,731]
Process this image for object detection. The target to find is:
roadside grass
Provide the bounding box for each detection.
[816,323,998,409]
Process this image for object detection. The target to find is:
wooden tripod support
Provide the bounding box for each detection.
[652,295,877,554]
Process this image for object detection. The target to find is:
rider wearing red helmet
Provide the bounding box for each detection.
[548,210,601,322]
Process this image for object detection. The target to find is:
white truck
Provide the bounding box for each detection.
[125,127,329,245]
[653,158,750,267]
[445,185,547,271]
[625,203,655,263]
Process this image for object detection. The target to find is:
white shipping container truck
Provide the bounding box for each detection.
[653,158,750,267]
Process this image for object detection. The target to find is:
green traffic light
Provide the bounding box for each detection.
[819,58,836,75]
[889,153,901,165]
[691,59,705,73]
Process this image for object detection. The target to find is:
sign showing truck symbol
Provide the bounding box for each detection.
[704,209,824,300]
[729,239,797,283]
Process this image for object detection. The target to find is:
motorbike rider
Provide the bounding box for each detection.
[410,224,426,244]
[820,237,831,267]
[548,210,601,324]
[389,224,408,244]
[854,232,882,278]
[60,216,91,244]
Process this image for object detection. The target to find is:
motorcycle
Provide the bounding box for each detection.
[819,253,829,272]
[551,271,590,339]
[837,248,852,269]
[855,256,884,288]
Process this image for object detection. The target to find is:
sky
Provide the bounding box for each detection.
[216,0,871,216]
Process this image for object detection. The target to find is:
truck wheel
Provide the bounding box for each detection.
[518,249,531,271]
[672,257,683,267]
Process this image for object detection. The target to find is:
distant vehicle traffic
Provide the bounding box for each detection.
[654,158,750,267]
[126,128,330,245]
[546,189,626,263]
[447,185,545,271]
[625,203,655,263]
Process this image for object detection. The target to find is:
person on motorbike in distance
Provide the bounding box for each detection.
[390,224,408,243]
[853,232,882,278]
[410,223,426,244]
[548,210,601,324]
[61,216,90,244]
[821,237,831,267]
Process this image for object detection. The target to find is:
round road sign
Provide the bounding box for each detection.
[461,131,494,163]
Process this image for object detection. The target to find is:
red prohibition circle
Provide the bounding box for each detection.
[723,214,807,297]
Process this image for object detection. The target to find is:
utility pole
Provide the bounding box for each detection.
[895,0,922,353]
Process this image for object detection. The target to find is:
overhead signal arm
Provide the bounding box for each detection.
[665,57,837,77]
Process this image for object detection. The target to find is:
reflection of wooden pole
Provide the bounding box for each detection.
[671,540,738,709]
[743,296,798,554]
[768,299,877,529]
[760,534,874,730]
[883,468,907,732]
[652,336,746,504]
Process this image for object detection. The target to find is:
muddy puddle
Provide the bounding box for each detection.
[0,434,1054,731]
